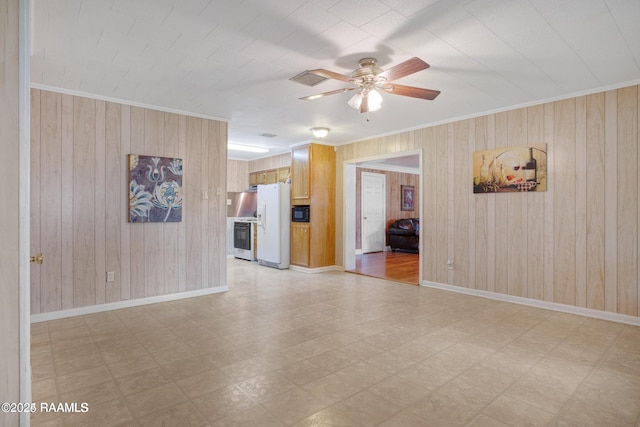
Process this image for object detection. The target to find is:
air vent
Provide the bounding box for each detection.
[289,70,328,87]
[260,133,277,138]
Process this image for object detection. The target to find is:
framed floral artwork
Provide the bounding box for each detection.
[128,154,183,222]
[401,185,415,211]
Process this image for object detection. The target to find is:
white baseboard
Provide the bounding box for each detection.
[289,265,341,274]
[31,286,229,323]
[422,280,640,326]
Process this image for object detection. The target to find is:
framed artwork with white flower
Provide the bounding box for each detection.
[128,154,183,223]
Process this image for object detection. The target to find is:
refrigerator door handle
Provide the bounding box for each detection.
[257,203,266,228]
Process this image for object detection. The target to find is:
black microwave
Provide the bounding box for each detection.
[292,205,310,222]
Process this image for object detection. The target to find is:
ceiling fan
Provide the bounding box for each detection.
[299,57,440,114]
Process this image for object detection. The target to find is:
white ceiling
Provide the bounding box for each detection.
[32,0,640,161]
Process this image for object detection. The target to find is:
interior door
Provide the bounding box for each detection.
[361,172,386,253]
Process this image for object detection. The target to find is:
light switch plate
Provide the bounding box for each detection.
[106,271,115,282]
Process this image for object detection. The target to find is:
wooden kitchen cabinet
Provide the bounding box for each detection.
[291,145,310,201]
[265,168,278,184]
[290,223,310,267]
[290,143,335,268]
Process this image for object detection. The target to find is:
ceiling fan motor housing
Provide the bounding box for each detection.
[352,58,385,86]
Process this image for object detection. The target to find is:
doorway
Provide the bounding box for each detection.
[344,151,422,285]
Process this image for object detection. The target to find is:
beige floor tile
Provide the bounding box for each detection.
[29,260,640,426]
[276,359,332,385]
[407,392,478,427]
[236,372,298,403]
[175,368,230,399]
[60,379,121,407]
[437,376,500,412]
[395,362,454,391]
[261,388,328,425]
[60,398,133,427]
[302,373,363,405]
[124,382,187,418]
[483,395,556,427]
[292,406,365,427]
[137,401,208,427]
[161,355,212,381]
[212,404,284,427]
[56,365,113,394]
[116,366,172,396]
[368,375,430,408]
[192,385,255,423]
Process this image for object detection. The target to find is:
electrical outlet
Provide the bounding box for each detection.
[201,190,209,200]
[106,271,115,282]
[447,259,454,270]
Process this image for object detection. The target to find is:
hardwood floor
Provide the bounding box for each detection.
[349,251,419,285]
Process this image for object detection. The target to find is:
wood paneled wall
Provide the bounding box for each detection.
[355,168,420,249]
[1,0,21,421]
[227,159,249,192]
[336,85,640,318]
[30,89,228,314]
[249,152,291,172]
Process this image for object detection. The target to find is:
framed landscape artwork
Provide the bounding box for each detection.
[473,144,547,193]
[128,154,183,222]
[401,185,415,211]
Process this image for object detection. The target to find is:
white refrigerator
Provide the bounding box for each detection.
[256,183,291,269]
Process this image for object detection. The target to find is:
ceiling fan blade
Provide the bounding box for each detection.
[385,83,440,100]
[379,57,430,82]
[299,87,355,100]
[307,69,352,82]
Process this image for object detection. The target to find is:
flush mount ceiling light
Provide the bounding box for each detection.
[310,127,330,139]
[298,57,440,114]
[228,143,269,154]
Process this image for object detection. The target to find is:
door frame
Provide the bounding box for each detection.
[343,149,423,284]
[360,171,386,254]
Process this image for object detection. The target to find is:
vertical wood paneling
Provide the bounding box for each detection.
[585,93,606,310]
[617,86,638,316]
[474,116,489,291]
[61,94,74,309]
[543,102,555,302]
[507,109,527,297]
[186,117,203,290]
[334,83,640,320]
[434,125,448,283]
[143,109,164,297]
[453,121,470,288]
[31,90,228,315]
[30,90,42,314]
[40,91,63,312]
[178,115,187,292]
[526,105,545,301]
[604,90,618,312]
[105,102,122,303]
[163,113,180,295]
[95,100,106,305]
[575,96,587,308]
[73,96,97,308]
[120,105,131,300]
[129,107,146,299]
[493,112,509,296]
[553,99,577,305]
[201,119,209,290]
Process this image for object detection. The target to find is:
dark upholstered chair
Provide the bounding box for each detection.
[388,218,419,252]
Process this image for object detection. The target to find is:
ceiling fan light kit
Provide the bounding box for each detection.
[298,57,440,115]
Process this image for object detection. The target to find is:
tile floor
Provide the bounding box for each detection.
[31,259,640,426]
